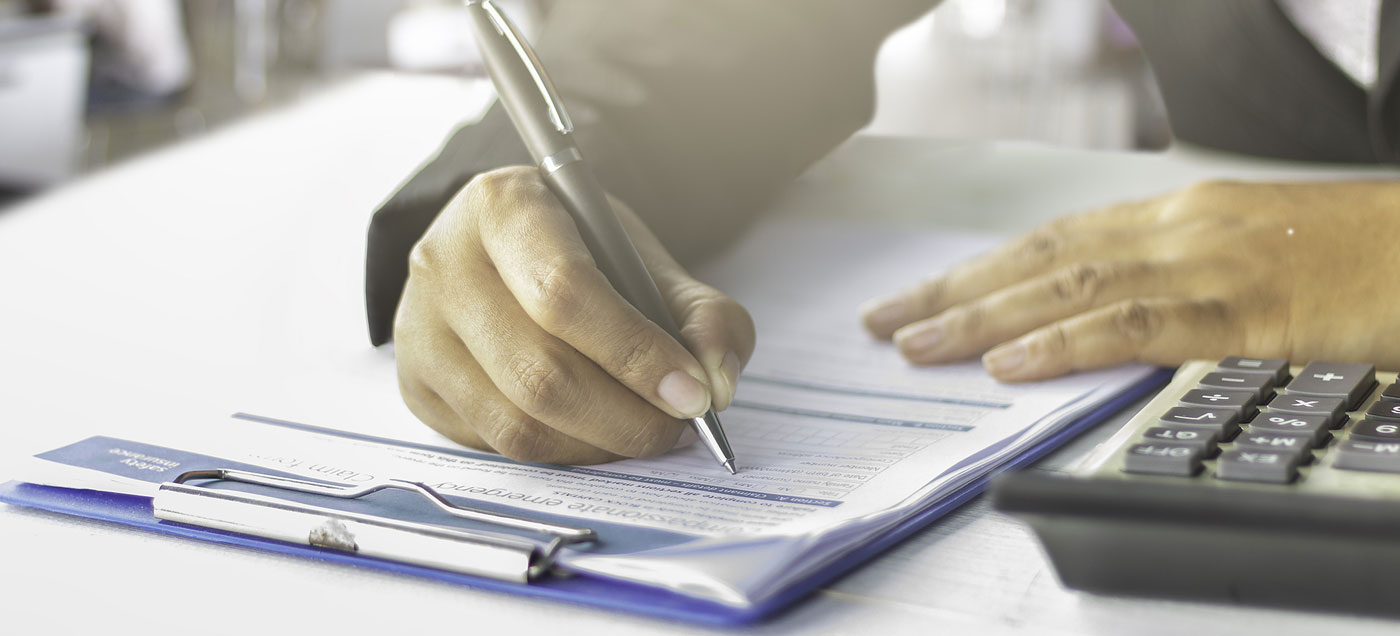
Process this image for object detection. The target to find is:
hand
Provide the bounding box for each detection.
[394,166,754,464]
[860,180,1400,381]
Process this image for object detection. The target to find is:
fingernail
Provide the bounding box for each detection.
[897,322,944,353]
[659,370,710,417]
[983,342,1027,375]
[861,297,906,332]
[716,351,741,410]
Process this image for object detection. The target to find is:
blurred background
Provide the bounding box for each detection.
[0,0,1169,209]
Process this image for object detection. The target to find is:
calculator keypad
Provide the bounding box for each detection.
[1120,358,1396,481]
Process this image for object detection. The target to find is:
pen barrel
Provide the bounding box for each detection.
[465,0,573,165]
[541,161,684,339]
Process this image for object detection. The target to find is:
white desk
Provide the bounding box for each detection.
[2,73,1398,635]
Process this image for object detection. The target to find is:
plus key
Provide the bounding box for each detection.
[1284,361,1376,409]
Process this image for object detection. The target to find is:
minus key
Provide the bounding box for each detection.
[1198,372,1274,402]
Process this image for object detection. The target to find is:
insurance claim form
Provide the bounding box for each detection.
[16,217,1159,608]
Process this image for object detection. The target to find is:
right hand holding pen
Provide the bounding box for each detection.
[394,166,755,464]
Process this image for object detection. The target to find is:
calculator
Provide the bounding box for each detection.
[993,358,1400,617]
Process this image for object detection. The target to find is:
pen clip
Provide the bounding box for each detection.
[479,0,573,135]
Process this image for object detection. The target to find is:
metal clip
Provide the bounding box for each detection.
[153,469,597,583]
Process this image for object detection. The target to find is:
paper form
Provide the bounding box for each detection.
[18,217,1158,608]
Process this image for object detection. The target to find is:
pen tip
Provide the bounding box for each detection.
[723,460,737,475]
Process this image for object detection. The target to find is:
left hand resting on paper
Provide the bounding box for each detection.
[859,179,1400,381]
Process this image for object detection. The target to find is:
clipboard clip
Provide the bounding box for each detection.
[152,469,597,583]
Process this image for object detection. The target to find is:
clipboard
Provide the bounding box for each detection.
[0,369,1169,625]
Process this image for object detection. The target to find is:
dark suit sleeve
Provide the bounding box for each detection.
[365,0,935,345]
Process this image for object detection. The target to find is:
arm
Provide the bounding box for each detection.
[367,0,935,345]
[376,0,936,463]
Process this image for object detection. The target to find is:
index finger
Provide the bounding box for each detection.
[860,199,1161,339]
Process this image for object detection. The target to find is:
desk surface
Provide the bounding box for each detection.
[2,73,1398,635]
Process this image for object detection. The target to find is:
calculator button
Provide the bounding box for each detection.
[1248,414,1331,446]
[1267,395,1347,428]
[1350,419,1400,442]
[1233,431,1314,461]
[1285,362,1376,409]
[1364,399,1400,423]
[1383,383,1400,400]
[1333,440,1400,473]
[1180,389,1257,419]
[1160,407,1240,438]
[1142,426,1219,453]
[1123,443,1202,477]
[1215,450,1299,483]
[1197,372,1274,402]
[1216,357,1290,384]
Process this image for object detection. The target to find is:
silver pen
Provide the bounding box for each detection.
[465,0,738,474]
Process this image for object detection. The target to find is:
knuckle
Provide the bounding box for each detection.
[465,166,548,229]
[489,415,555,462]
[1050,263,1108,304]
[1113,300,1161,345]
[407,237,442,279]
[673,284,742,330]
[1016,229,1062,267]
[670,280,723,313]
[1036,323,1071,357]
[503,351,575,417]
[607,327,661,382]
[530,255,595,331]
[954,303,986,333]
[911,276,949,313]
[467,165,539,201]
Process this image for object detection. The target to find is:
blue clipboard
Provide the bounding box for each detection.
[0,368,1169,626]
